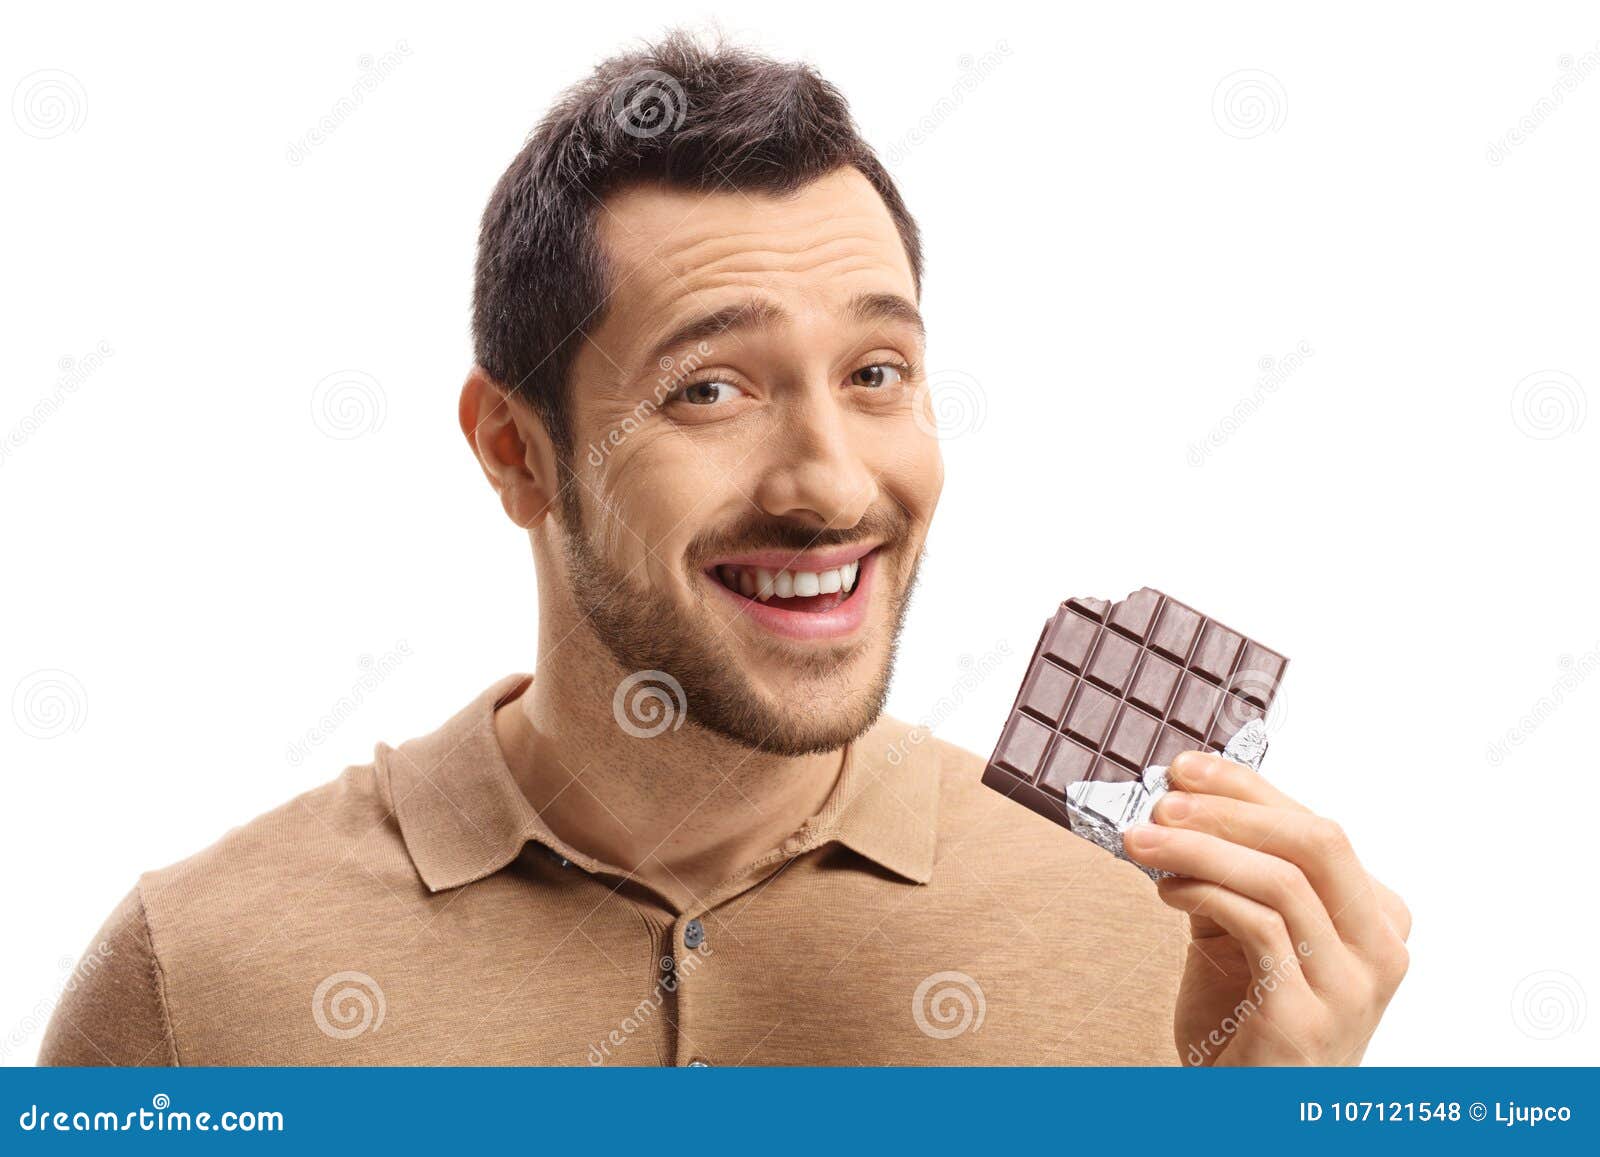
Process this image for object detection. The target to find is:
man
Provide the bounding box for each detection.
[41,32,1408,1067]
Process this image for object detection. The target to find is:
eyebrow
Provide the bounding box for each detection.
[644,291,925,369]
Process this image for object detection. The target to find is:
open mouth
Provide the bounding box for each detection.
[711,558,861,611]
[703,545,879,639]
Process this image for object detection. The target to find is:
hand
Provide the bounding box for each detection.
[1122,750,1411,1066]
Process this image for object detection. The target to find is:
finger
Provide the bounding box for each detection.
[1370,875,1413,941]
[1152,877,1304,989]
[1167,750,1310,814]
[1124,822,1350,989]
[1152,791,1390,955]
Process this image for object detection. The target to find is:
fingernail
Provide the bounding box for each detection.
[1171,750,1204,778]
[1157,791,1193,820]
[1125,823,1164,851]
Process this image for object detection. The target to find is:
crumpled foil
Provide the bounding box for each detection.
[1062,719,1271,881]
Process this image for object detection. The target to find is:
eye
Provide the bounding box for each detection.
[849,362,908,389]
[678,380,746,406]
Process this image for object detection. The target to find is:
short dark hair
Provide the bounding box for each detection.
[471,30,923,456]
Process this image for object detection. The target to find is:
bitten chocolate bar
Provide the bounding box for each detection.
[982,588,1288,868]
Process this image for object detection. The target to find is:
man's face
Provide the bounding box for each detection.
[557,167,942,756]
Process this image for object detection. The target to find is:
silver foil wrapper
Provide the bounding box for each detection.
[1063,719,1271,881]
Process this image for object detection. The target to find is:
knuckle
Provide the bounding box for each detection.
[1248,909,1291,951]
[1265,859,1311,904]
[1374,937,1411,990]
[1308,817,1352,859]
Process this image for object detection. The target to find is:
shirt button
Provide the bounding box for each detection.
[683,918,705,949]
[687,1059,710,1067]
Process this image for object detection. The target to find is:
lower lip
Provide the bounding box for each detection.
[705,551,878,641]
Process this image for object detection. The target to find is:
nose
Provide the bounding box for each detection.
[751,388,878,530]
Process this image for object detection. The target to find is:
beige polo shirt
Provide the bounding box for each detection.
[39,675,1186,1066]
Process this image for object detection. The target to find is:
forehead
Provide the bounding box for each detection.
[592,167,916,336]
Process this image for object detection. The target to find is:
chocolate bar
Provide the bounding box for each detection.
[982,588,1287,872]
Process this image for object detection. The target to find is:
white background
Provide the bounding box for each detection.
[3,1,1597,1066]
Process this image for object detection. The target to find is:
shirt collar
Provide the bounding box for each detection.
[383,674,939,894]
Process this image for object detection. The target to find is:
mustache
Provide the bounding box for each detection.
[684,505,912,567]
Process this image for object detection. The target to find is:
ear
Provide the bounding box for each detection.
[458,367,561,530]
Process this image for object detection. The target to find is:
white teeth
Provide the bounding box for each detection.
[717,558,865,601]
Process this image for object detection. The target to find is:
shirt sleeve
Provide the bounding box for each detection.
[37,885,178,1066]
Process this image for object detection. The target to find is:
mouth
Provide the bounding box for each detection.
[702,543,879,641]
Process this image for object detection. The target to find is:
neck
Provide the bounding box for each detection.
[494,640,846,912]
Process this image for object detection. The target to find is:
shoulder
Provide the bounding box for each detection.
[38,886,174,1065]
[138,758,406,932]
[42,755,412,1065]
[131,758,419,983]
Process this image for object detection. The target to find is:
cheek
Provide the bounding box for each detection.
[877,423,945,523]
[577,424,728,584]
